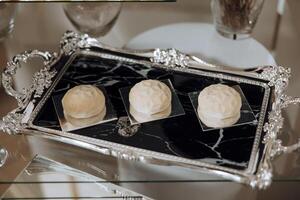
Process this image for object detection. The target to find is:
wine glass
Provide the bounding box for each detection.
[63,2,122,37]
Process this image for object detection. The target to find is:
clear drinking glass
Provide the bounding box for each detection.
[0,3,17,41]
[63,3,122,37]
[211,0,265,39]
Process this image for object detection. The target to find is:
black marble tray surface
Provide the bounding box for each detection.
[32,51,271,172]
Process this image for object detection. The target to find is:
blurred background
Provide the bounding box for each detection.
[1,0,300,92]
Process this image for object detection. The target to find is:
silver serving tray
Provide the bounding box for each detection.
[1,31,300,189]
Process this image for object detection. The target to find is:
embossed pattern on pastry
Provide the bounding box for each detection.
[197,84,242,128]
[129,105,171,123]
[65,107,106,127]
[62,85,106,119]
[129,80,172,115]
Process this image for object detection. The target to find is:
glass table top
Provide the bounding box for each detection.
[1,155,155,199]
[0,131,300,200]
[1,2,300,200]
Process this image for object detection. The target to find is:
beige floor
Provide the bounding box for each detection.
[1,1,300,199]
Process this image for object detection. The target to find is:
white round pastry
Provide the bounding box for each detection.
[197,84,242,128]
[65,107,106,127]
[62,85,106,119]
[198,107,240,128]
[129,80,172,115]
[130,105,171,123]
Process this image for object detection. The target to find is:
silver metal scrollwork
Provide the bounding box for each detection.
[60,30,101,55]
[2,50,57,108]
[250,162,273,189]
[1,50,57,135]
[151,48,190,68]
[1,112,26,135]
[259,66,291,91]
[246,65,300,188]
[116,117,140,137]
[260,66,300,151]
[268,95,300,158]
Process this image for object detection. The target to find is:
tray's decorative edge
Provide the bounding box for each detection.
[2,50,57,107]
[151,48,189,68]
[1,50,58,135]
[151,47,225,70]
[248,65,300,189]
[0,31,101,135]
[60,30,102,55]
[1,31,299,189]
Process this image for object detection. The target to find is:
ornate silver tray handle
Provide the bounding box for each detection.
[1,31,300,189]
[1,50,57,135]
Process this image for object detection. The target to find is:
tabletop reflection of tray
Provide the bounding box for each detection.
[2,31,299,189]
[1,155,153,200]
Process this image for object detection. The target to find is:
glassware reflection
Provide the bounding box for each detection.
[63,3,122,37]
[0,3,17,41]
[1,155,153,199]
[0,147,8,167]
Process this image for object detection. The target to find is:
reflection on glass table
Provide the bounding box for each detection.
[2,155,152,200]
[0,137,300,200]
[0,147,7,167]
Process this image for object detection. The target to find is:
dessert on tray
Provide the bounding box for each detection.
[129,79,172,123]
[62,85,106,126]
[197,84,242,128]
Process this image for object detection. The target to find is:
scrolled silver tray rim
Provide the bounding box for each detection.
[1,31,299,190]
